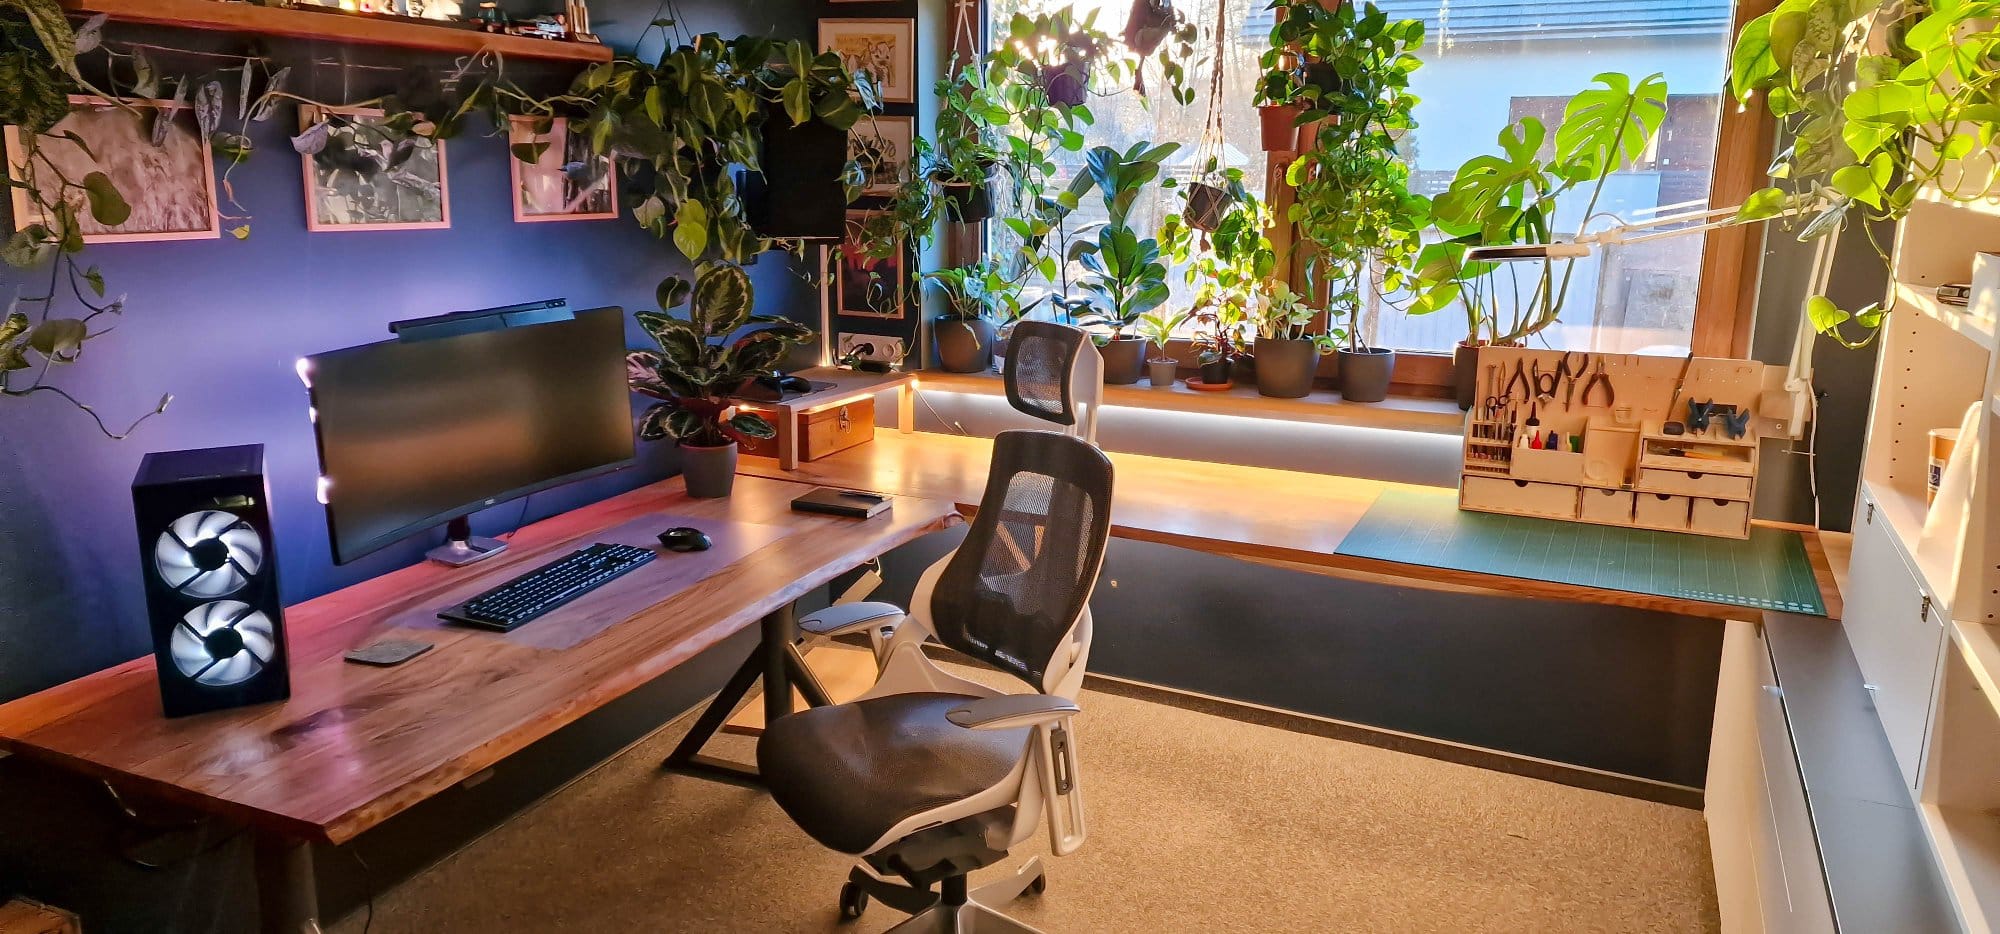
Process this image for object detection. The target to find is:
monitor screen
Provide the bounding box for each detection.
[304,305,635,564]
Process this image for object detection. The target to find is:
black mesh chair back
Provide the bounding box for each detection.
[1003,321,1086,429]
[928,430,1115,692]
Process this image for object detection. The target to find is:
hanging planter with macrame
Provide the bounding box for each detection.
[1182,0,1238,232]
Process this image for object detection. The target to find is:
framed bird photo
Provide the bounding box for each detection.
[507,115,616,223]
[297,104,449,232]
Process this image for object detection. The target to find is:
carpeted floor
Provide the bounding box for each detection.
[331,671,1720,933]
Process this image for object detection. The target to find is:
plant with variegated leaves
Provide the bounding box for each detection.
[625,262,814,448]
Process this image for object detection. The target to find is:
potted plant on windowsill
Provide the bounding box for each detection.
[1408,72,1671,401]
[1191,304,1247,389]
[926,262,1017,373]
[627,263,813,498]
[1253,284,1330,399]
[1073,141,1180,384]
[1135,309,1190,388]
[1285,2,1427,404]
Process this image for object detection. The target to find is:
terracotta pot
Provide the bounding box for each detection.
[680,441,739,498]
[1254,337,1320,399]
[1453,342,1480,411]
[1258,103,1304,151]
[935,316,995,373]
[1148,356,1178,389]
[1337,347,1396,403]
[1098,336,1146,385]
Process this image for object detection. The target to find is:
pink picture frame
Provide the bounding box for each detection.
[507,115,618,223]
[299,104,450,233]
[4,95,221,244]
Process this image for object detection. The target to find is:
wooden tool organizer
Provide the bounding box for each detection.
[1458,346,1785,538]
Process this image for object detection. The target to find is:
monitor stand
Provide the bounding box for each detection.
[427,516,508,567]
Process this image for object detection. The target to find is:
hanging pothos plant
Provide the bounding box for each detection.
[471,27,878,264]
[1729,0,2000,347]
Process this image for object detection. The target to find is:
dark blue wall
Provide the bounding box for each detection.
[0,1,816,703]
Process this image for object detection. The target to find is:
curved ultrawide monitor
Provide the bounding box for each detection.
[303,305,634,565]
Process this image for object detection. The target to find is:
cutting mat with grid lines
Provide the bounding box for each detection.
[1337,489,1826,616]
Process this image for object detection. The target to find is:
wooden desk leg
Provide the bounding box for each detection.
[898,385,914,434]
[253,833,322,934]
[778,416,800,471]
[661,603,804,787]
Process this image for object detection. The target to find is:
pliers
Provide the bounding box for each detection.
[1580,356,1614,408]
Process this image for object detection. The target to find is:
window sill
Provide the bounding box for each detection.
[913,370,1465,436]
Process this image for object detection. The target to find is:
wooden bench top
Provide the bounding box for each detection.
[738,429,1842,620]
[0,475,959,845]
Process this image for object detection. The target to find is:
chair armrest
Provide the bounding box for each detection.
[798,602,905,637]
[946,694,1080,730]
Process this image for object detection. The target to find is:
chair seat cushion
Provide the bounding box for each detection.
[756,692,1033,855]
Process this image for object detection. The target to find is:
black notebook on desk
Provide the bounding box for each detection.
[791,487,891,519]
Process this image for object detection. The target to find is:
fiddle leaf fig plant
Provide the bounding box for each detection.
[1729,0,2000,347]
[627,262,814,447]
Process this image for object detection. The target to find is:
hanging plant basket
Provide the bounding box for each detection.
[1184,181,1235,232]
[937,164,999,223]
[1041,61,1090,107]
[1124,0,1177,55]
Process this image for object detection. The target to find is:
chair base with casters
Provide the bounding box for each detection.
[756,430,1113,934]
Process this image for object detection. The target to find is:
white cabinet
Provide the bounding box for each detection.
[1844,487,1948,790]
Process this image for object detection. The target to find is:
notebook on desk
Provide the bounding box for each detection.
[791,487,891,519]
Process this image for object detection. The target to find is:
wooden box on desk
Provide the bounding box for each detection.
[740,396,875,462]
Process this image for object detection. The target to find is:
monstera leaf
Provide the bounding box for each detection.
[1555,72,1667,179]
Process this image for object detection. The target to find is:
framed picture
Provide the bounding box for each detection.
[851,115,914,197]
[507,115,617,223]
[4,95,219,243]
[838,210,905,319]
[819,19,916,104]
[298,104,449,232]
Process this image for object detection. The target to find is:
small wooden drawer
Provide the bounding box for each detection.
[1579,488,1636,524]
[1637,467,1753,499]
[1635,492,1692,531]
[740,397,876,461]
[1463,476,1578,520]
[1690,497,1752,537]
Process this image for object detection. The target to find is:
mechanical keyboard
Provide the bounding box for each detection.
[439,543,655,632]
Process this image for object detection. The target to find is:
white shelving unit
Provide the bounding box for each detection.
[1844,187,2000,929]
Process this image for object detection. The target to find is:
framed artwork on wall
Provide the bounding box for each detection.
[838,210,905,319]
[507,115,617,223]
[819,19,916,104]
[4,96,220,243]
[851,115,914,197]
[298,104,449,232]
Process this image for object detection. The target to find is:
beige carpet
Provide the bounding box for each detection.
[332,672,1719,933]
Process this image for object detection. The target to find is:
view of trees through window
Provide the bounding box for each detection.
[986,0,1732,357]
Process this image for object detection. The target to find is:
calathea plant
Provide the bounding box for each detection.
[1729,0,2000,346]
[626,262,814,447]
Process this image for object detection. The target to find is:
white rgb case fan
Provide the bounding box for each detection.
[153,509,265,599]
[170,600,278,687]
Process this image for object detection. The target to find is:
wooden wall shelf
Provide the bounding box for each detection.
[63,0,614,63]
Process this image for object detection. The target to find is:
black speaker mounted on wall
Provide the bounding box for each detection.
[132,444,291,718]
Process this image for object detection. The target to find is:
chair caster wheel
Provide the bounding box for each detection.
[839,881,868,921]
[1028,873,1047,896]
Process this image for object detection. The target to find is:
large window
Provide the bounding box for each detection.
[986,0,1737,358]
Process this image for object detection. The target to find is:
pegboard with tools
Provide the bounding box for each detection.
[1460,347,1789,539]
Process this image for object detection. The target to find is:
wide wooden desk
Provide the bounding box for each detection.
[738,428,1842,620]
[0,474,958,933]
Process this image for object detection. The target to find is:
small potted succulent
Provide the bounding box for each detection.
[1135,309,1190,388]
[627,262,814,497]
[925,262,1010,373]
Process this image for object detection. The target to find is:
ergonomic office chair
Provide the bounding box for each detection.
[757,429,1114,933]
[796,321,1106,664]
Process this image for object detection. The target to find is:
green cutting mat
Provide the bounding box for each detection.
[1337,488,1826,616]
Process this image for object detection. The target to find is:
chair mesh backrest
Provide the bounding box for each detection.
[929,430,1115,691]
[1004,322,1085,428]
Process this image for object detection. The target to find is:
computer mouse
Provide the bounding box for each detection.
[657,527,712,553]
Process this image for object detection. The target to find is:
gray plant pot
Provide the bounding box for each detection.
[935,317,995,373]
[1098,336,1146,385]
[1147,357,1178,389]
[1337,347,1396,403]
[1254,337,1320,399]
[681,441,739,498]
